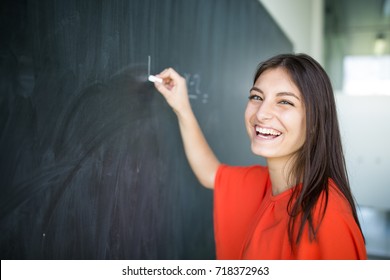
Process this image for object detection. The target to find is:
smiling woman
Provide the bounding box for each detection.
[152,53,367,260]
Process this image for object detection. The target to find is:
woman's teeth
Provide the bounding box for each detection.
[255,126,281,136]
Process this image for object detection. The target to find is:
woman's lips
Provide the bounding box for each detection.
[255,125,282,139]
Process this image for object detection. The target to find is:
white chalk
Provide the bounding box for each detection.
[148,75,163,83]
[148,55,151,77]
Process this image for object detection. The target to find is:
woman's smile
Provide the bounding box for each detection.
[254,125,282,139]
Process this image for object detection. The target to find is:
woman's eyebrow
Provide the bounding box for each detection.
[249,86,263,93]
[250,86,301,101]
[276,91,301,101]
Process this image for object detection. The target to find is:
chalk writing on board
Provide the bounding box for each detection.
[57,12,80,30]
[183,73,209,104]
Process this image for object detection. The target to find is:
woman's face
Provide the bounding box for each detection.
[245,67,306,163]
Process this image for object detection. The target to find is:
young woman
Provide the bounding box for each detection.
[153,53,367,259]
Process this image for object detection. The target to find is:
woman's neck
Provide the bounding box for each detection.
[266,157,295,195]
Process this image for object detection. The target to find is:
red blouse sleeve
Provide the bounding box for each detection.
[213,164,269,259]
[294,184,367,259]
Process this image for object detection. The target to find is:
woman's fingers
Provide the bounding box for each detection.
[154,78,171,99]
[154,68,185,95]
[159,67,181,81]
[152,67,190,114]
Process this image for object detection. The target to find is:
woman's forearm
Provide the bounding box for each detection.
[176,109,220,189]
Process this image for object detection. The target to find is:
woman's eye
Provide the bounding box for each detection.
[279,100,294,106]
[248,95,263,101]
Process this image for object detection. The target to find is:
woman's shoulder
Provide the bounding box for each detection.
[325,179,356,214]
[316,179,364,240]
[302,180,367,259]
[215,164,269,193]
[217,164,268,177]
[310,180,355,222]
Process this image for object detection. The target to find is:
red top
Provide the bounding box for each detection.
[213,164,367,260]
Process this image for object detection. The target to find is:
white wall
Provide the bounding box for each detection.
[259,0,324,64]
[336,95,390,210]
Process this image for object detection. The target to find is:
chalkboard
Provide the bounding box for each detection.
[0,0,292,259]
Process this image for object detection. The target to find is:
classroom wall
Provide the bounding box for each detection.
[259,0,324,64]
[336,95,390,211]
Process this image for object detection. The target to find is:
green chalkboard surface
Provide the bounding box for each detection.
[0,0,292,259]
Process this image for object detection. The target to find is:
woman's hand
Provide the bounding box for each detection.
[153,68,191,117]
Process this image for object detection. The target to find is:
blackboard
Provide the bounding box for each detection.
[0,0,292,259]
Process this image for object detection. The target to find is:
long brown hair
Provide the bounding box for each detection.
[253,53,364,246]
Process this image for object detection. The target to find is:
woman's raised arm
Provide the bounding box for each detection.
[153,68,220,189]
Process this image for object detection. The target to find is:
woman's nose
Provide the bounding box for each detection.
[256,101,273,121]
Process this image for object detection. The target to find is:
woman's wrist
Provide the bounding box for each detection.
[176,104,195,125]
